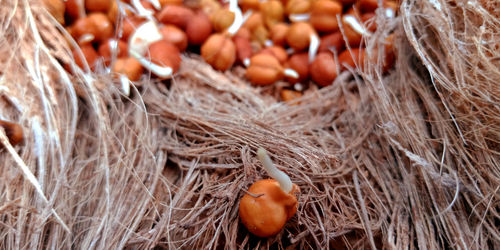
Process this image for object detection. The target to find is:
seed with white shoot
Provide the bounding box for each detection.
[129,20,175,78]
[257,147,293,193]
[343,15,372,37]
[239,148,300,237]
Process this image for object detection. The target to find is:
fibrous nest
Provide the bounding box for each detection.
[0,0,499,249]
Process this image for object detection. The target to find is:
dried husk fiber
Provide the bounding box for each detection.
[0,0,499,249]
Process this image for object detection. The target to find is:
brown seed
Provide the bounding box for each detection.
[211,8,235,32]
[239,0,260,11]
[286,22,315,51]
[318,32,344,53]
[147,40,182,75]
[252,25,269,45]
[157,5,195,29]
[233,35,253,65]
[85,0,112,12]
[98,39,128,65]
[88,12,114,42]
[245,54,284,85]
[107,1,135,24]
[280,89,303,103]
[65,0,83,21]
[357,0,382,13]
[260,46,288,65]
[201,34,236,71]
[235,27,251,41]
[260,0,284,28]
[341,15,363,47]
[340,0,356,4]
[112,57,144,81]
[159,0,183,6]
[270,22,289,46]
[284,53,309,83]
[0,120,23,146]
[43,0,65,25]
[160,25,188,51]
[72,17,98,44]
[310,0,342,32]
[338,48,365,69]
[199,0,222,17]
[72,45,99,71]
[243,12,264,32]
[185,11,213,45]
[285,0,310,15]
[310,52,338,87]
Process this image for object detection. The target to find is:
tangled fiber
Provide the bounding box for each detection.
[0,0,499,249]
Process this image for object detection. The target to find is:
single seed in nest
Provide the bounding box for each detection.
[0,120,23,147]
[201,33,236,71]
[239,148,300,238]
[310,52,338,87]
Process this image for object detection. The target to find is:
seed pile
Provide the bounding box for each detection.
[44,0,398,101]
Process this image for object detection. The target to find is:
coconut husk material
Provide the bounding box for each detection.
[0,0,499,249]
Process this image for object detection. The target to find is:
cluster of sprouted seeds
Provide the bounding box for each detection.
[44,0,398,101]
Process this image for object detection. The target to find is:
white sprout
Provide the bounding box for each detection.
[289,13,310,22]
[243,58,250,67]
[149,0,161,10]
[227,0,244,35]
[257,148,293,193]
[308,33,320,63]
[130,50,173,78]
[119,75,131,96]
[385,8,395,18]
[283,68,299,79]
[343,15,372,36]
[78,34,95,44]
[128,20,163,57]
[131,0,155,18]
